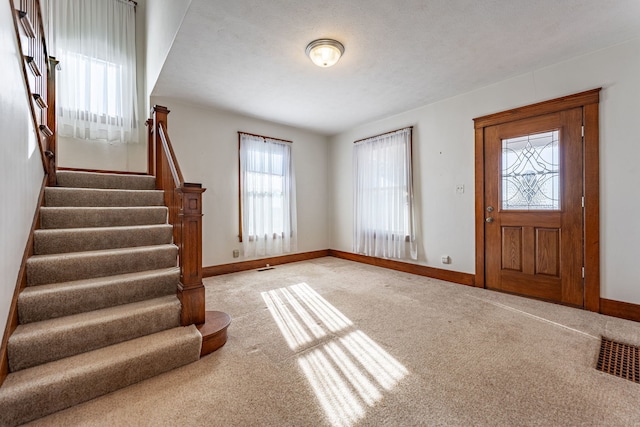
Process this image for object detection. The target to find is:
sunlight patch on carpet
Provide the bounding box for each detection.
[299,349,366,427]
[339,331,408,390]
[262,288,314,349]
[261,283,352,350]
[263,283,408,427]
[289,282,353,332]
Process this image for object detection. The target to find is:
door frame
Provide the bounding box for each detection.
[473,88,601,312]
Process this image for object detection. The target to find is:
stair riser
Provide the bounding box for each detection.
[45,187,165,207]
[34,225,174,255]
[0,326,202,426]
[40,207,168,229]
[9,297,182,371]
[18,268,180,323]
[26,246,178,286]
[56,171,156,190]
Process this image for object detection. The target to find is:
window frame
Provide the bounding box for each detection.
[238,131,294,243]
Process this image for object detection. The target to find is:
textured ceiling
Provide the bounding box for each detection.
[153,0,640,136]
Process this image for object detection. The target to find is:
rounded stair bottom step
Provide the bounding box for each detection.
[198,311,232,356]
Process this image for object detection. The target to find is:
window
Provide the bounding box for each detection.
[52,0,138,143]
[501,130,560,210]
[353,127,417,260]
[239,132,297,257]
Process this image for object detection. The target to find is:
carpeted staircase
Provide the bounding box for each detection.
[0,171,203,426]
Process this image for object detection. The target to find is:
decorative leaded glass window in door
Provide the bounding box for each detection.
[501,130,560,210]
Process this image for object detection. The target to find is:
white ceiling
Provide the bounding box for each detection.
[153,0,640,136]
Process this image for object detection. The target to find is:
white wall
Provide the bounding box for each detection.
[57,0,150,172]
[145,0,191,99]
[0,4,45,336]
[57,138,147,172]
[151,98,330,267]
[329,37,640,305]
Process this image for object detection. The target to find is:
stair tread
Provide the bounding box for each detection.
[45,187,165,207]
[9,295,182,371]
[28,243,178,262]
[57,170,151,177]
[19,267,180,323]
[47,187,163,194]
[12,295,180,340]
[41,205,167,211]
[34,224,174,255]
[56,170,156,190]
[40,206,169,229]
[0,325,202,426]
[9,295,179,343]
[35,223,173,235]
[26,244,178,286]
[3,325,200,386]
[21,266,180,293]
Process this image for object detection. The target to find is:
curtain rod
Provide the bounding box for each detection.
[238,131,292,144]
[353,126,413,144]
[117,0,137,7]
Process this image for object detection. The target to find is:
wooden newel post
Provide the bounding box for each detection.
[178,183,206,325]
[146,118,154,176]
[151,105,206,325]
[147,104,229,352]
[152,105,170,190]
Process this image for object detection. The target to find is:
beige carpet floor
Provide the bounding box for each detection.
[26,257,640,426]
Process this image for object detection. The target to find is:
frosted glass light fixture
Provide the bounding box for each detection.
[305,39,345,67]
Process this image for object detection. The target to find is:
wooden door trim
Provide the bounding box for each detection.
[473,89,601,129]
[582,102,600,312]
[473,88,601,312]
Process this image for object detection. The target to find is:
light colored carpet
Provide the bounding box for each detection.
[26,257,640,426]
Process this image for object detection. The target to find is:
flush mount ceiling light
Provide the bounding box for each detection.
[305,39,345,68]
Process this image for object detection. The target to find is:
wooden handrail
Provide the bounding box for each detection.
[158,122,184,186]
[11,0,58,185]
[149,105,206,326]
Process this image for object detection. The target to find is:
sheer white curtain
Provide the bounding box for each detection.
[240,133,297,257]
[51,0,138,143]
[353,127,417,260]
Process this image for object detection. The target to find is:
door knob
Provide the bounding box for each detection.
[485,217,494,223]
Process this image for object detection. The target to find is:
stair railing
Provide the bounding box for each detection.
[148,105,206,326]
[12,0,58,185]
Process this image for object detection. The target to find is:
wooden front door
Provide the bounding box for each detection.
[483,108,584,306]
